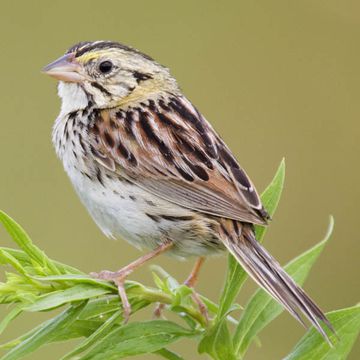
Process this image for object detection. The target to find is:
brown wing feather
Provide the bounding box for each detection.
[88,95,269,225]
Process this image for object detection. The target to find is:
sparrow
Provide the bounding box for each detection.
[43,40,333,341]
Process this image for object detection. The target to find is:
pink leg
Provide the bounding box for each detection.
[184,257,206,288]
[92,241,173,322]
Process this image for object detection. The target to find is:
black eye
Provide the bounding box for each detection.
[99,61,113,74]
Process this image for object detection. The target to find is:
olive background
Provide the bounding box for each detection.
[0,1,359,359]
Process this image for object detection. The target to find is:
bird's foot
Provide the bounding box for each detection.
[91,269,132,323]
[189,289,209,324]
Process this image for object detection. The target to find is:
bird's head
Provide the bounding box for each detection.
[43,41,178,111]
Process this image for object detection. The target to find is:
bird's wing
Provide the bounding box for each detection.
[88,95,269,225]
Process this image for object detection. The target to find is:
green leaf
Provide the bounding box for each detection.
[217,159,285,319]
[0,211,60,275]
[0,249,28,276]
[233,216,334,356]
[0,319,102,350]
[198,318,236,360]
[54,319,103,341]
[0,247,84,275]
[61,310,123,359]
[0,301,87,360]
[24,284,112,312]
[154,348,184,360]
[31,274,116,290]
[285,304,360,360]
[0,307,22,336]
[78,295,121,320]
[78,320,195,359]
[254,157,286,242]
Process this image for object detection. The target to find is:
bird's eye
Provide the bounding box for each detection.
[98,61,113,74]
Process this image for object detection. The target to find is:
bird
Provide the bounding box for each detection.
[43,40,333,341]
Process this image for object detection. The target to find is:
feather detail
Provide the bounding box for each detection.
[219,220,335,344]
[87,95,269,225]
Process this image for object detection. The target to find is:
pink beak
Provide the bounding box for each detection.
[42,53,84,82]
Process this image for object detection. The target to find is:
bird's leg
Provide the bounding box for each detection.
[184,257,208,322]
[184,256,206,288]
[154,257,208,322]
[91,240,173,322]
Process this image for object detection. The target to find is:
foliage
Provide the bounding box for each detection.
[0,159,358,359]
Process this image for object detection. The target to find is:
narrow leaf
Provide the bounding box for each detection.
[198,318,236,360]
[0,301,87,360]
[0,211,60,275]
[234,216,334,356]
[0,307,22,336]
[154,348,184,360]
[79,321,195,360]
[61,310,122,359]
[0,250,28,276]
[217,159,285,319]
[24,284,111,312]
[31,274,116,290]
[285,304,360,360]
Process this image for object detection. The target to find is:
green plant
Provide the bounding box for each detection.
[0,160,359,359]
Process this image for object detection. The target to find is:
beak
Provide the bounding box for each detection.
[42,53,84,82]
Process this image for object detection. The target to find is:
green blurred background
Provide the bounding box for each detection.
[0,0,359,358]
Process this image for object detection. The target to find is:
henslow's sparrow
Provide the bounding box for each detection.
[43,41,333,341]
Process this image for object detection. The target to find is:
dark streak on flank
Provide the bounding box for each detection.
[63,121,69,140]
[232,220,240,236]
[139,111,173,161]
[220,223,230,238]
[78,134,86,153]
[159,215,193,221]
[81,171,92,180]
[129,195,136,201]
[96,167,104,186]
[90,144,103,158]
[146,213,160,222]
[91,82,112,97]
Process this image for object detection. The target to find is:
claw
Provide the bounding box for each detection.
[89,242,174,323]
[91,270,132,322]
[191,291,209,324]
[114,278,131,323]
[153,303,166,319]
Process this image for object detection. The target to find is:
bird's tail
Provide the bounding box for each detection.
[220,221,335,344]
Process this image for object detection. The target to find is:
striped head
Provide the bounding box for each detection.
[43,41,178,111]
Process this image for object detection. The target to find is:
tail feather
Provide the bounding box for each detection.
[221,223,335,344]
